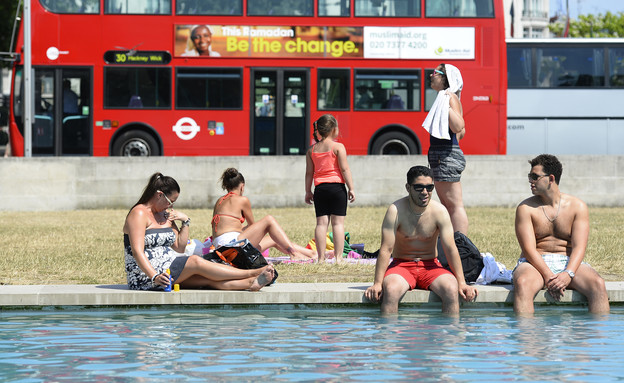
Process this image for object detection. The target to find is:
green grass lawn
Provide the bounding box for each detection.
[1,207,622,285]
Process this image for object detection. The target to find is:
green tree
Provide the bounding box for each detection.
[550,11,624,37]
[0,0,21,67]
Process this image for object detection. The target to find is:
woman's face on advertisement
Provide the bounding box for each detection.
[191,26,213,55]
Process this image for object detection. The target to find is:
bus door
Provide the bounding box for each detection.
[251,69,308,155]
[29,67,91,155]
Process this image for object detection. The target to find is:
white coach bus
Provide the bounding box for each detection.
[507,38,624,155]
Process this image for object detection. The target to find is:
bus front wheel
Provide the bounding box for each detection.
[371,131,419,155]
[112,130,160,156]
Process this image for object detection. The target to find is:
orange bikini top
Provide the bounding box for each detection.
[211,192,245,229]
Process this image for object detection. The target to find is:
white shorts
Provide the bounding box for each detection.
[212,232,241,248]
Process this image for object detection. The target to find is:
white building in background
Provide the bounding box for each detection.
[504,0,551,38]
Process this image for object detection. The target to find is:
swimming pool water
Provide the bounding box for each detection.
[1,307,623,382]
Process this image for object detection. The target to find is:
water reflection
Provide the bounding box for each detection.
[0,309,622,381]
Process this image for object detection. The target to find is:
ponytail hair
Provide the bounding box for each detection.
[132,172,180,211]
[220,168,245,191]
[312,114,338,143]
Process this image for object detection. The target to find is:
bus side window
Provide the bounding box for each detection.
[318,69,349,110]
[507,47,532,88]
[425,0,493,17]
[609,48,624,87]
[355,0,420,17]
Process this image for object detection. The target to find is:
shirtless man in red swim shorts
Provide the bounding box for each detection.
[365,165,478,315]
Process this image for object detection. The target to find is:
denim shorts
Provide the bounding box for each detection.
[428,145,466,182]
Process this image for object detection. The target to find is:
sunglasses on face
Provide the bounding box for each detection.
[527,173,549,182]
[159,191,174,207]
[411,183,435,192]
[432,69,445,77]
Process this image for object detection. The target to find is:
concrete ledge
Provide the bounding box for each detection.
[0,282,622,309]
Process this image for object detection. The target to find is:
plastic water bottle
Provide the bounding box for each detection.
[164,268,172,292]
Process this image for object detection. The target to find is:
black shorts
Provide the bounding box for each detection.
[314,183,347,217]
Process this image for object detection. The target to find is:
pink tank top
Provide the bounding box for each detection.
[311,150,345,186]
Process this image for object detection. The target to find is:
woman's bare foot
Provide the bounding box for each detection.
[249,265,275,291]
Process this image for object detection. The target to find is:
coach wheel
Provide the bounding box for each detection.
[112,130,160,156]
[371,131,419,155]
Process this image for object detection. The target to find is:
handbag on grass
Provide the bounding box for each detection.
[203,239,278,283]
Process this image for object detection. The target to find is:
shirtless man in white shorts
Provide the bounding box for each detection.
[513,154,609,314]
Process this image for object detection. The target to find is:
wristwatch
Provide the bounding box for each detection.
[182,218,191,227]
[564,269,575,279]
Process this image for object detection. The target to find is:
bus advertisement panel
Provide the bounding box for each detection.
[173,25,475,60]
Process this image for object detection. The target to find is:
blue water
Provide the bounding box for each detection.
[1,307,623,382]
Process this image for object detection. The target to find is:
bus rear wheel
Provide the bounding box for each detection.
[371,131,419,155]
[112,130,160,156]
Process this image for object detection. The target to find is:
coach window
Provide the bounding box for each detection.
[608,47,624,87]
[319,0,350,16]
[104,67,171,108]
[355,0,420,17]
[40,0,99,13]
[176,0,242,15]
[105,0,171,14]
[425,0,493,17]
[536,47,604,88]
[176,68,243,109]
[248,0,313,16]
[507,46,532,88]
[354,69,419,111]
[318,69,349,110]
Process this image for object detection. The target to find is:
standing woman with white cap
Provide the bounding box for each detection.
[422,63,468,234]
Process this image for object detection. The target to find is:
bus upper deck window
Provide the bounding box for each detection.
[105,0,171,14]
[247,0,313,16]
[319,0,350,16]
[40,0,99,13]
[425,0,494,17]
[355,0,420,17]
[176,0,242,15]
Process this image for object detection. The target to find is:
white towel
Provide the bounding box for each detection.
[475,253,513,285]
[422,64,463,140]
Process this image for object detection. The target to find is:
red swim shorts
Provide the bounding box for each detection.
[384,258,453,290]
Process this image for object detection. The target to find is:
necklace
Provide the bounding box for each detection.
[541,194,561,222]
[410,203,425,217]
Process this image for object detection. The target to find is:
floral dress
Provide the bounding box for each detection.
[124,228,177,290]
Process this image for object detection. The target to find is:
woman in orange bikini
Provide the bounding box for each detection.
[211,168,315,261]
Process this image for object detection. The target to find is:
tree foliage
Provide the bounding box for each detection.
[550,11,624,38]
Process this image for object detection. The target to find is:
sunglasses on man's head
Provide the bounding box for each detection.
[411,184,435,192]
[527,173,549,182]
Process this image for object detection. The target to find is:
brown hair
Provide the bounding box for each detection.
[312,114,338,143]
[220,168,245,191]
[131,172,180,211]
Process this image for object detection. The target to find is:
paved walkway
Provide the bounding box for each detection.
[0,282,622,308]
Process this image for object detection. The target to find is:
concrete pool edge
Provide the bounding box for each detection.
[0,282,622,309]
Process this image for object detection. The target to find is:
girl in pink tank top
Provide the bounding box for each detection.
[305,114,355,263]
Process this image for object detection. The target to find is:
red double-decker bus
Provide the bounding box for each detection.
[9,0,506,156]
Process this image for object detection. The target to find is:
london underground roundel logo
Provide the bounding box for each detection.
[172,117,200,140]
